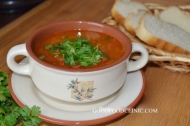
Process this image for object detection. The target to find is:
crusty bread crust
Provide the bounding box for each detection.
[124,11,148,35]
[135,18,190,55]
[111,8,125,26]
[111,1,149,31]
[124,13,136,35]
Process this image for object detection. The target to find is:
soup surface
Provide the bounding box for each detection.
[33,30,126,69]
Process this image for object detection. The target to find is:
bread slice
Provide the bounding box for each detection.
[124,10,147,35]
[159,6,190,35]
[114,0,131,3]
[135,14,190,54]
[111,1,149,26]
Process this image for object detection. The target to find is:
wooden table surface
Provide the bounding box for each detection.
[1,0,190,126]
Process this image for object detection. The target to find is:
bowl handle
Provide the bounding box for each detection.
[6,44,30,75]
[127,42,149,72]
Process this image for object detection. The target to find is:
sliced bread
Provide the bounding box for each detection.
[135,14,190,54]
[159,6,190,35]
[114,0,131,3]
[111,1,149,26]
[124,10,147,35]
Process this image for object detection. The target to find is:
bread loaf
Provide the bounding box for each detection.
[135,14,190,54]
[159,6,190,35]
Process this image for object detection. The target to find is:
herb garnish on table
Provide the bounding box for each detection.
[0,71,42,126]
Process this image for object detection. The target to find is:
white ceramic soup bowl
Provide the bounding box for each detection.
[7,21,148,103]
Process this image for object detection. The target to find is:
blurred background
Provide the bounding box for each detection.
[0,0,44,28]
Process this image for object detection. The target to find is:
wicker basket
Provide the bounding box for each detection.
[102,3,190,73]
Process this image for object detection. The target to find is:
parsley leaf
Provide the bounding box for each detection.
[39,55,45,60]
[0,71,8,86]
[45,37,107,67]
[105,36,110,40]
[0,71,42,126]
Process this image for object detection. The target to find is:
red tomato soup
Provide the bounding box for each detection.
[33,30,126,69]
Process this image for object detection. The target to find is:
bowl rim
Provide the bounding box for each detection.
[26,20,132,72]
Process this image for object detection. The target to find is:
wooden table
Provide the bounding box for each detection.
[1,0,190,126]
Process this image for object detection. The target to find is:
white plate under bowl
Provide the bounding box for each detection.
[8,58,145,126]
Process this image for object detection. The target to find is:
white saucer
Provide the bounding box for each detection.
[8,58,145,125]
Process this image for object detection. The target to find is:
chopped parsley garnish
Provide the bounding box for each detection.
[105,36,110,40]
[45,37,107,66]
[39,55,45,60]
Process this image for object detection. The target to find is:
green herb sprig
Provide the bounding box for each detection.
[45,37,107,67]
[0,71,42,126]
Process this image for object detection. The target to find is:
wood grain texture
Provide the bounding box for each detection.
[1,0,190,126]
